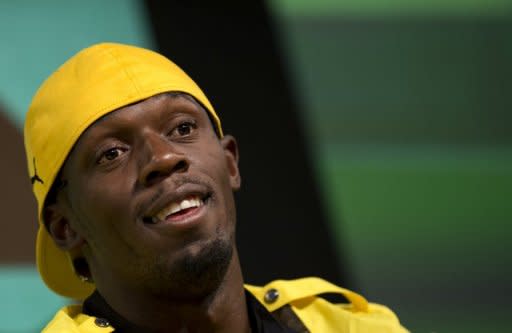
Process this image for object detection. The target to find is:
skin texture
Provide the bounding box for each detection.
[44,93,248,333]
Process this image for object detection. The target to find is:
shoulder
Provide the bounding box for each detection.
[245,277,409,333]
[42,305,113,333]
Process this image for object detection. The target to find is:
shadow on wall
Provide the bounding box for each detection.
[0,101,38,263]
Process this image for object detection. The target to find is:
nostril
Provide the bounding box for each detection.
[145,170,161,185]
[173,160,188,173]
[140,154,189,186]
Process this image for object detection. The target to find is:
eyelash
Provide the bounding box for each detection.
[169,120,197,138]
[94,120,197,166]
[97,147,127,165]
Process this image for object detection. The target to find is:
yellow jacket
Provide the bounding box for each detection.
[42,277,408,333]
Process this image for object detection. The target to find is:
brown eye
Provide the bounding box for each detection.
[98,147,124,164]
[175,122,195,136]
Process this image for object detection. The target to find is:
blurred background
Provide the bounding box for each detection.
[1,1,511,332]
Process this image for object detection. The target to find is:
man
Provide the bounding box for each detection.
[24,43,408,332]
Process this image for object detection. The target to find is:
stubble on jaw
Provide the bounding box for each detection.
[141,234,234,302]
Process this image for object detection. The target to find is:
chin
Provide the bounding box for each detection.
[146,237,234,300]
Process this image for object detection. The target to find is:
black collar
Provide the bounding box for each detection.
[83,289,297,333]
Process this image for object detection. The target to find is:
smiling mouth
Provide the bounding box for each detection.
[144,194,210,224]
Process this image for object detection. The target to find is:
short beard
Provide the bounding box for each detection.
[146,237,234,302]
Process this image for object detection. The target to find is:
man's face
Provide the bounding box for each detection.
[52,93,241,299]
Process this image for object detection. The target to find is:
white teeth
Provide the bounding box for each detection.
[181,200,192,209]
[153,196,203,223]
[167,202,181,215]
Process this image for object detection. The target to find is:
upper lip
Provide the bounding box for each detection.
[140,183,210,223]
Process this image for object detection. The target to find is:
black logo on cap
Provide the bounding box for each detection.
[30,158,44,185]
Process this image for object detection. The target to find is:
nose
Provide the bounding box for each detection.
[138,131,189,187]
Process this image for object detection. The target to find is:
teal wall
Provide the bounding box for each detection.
[0,0,153,127]
[0,267,65,332]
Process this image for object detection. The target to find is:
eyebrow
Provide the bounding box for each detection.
[160,92,221,138]
[91,91,220,138]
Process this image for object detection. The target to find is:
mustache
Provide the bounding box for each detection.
[172,175,211,189]
[140,175,213,214]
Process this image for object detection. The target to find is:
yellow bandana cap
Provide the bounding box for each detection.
[24,42,223,299]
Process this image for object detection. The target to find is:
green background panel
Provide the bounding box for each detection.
[270,2,512,331]
[271,0,512,17]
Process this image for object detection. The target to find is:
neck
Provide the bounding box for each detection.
[94,250,250,333]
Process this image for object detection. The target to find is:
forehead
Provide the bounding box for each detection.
[89,92,204,128]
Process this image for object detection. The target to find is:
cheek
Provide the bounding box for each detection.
[194,145,236,217]
[69,176,133,244]
[193,144,232,189]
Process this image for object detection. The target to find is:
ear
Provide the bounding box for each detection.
[220,134,241,191]
[43,202,85,252]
